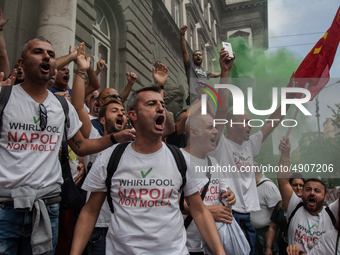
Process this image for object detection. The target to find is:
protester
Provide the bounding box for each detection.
[286,198,340,255]
[210,71,298,254]
[70,85,226,255]
[277,137,337,253]
[182,112,236,254]
[0,37,135,254]
[180,25,221,103]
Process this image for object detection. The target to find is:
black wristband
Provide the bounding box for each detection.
[160,85,164,90]
[0,28,3,32]
[110,133,117,144]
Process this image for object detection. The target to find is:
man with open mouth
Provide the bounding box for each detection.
[277,137,338,253]
[71,85,226,255]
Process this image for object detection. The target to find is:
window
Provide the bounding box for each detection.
[174,0,180,26]
[92,5,111,91]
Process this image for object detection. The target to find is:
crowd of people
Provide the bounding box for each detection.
[0,9,339,255]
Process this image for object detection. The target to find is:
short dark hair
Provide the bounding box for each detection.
[20,36,53,59]
[304,178,327,194]
[126,85,161,112]
[192,50,202,58]
[289,173,306,185]
[99,99,124,120]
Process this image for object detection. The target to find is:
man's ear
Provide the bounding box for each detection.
[18,58,25,69]
[100,116,105,126]
[190,127,198,137]
[128,110,137,123]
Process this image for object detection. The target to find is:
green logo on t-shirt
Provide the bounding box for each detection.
[33,116,40,124]
[141,168,153,178]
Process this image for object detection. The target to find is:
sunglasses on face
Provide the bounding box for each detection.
[101,94,123,101]
[90,95,99,100]
[194,53,202,56]
[39,104,48,131]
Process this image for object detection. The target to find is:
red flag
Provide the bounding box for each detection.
[294,6,340,100]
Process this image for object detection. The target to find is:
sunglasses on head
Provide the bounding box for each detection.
[39,104,48,131]
[101,94,123,101]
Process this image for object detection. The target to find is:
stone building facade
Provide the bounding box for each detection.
[1,0,268,114]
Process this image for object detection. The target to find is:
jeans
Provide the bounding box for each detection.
[84,227,108,255]
[233,212,256,255]
[0,202,59,255]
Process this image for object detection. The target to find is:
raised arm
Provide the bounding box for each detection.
[215,48,235,145]
[261,72,297,142]
[277,137,293,212]
[0,9,10,78]
[180,25,190,66]
[119,72,137,103]
[56,45,78,70]
[152,62,176,138]
[84,66,100,96]
[71,42,92,139]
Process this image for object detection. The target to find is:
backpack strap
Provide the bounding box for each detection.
[0,86,13,131]
[184,156,212,229]
[106,142,130,213]
[166,144,187,211]
[286,201,304,233]
[325,206,337,227]
[54,94,70,129]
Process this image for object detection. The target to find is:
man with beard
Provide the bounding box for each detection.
[277,137,337,253]
[180,25,221,104]
[0,38,135,254]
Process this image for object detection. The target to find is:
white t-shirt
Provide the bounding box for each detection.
[82,142,207,255]
[209,131,263,213]
[251,175,281,229]
[181,149,229,252]
[0,85,82,189]
[308,229,340,255]
[83,125,111,228]
[287,192,336,253]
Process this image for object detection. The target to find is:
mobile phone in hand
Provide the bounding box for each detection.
[222,42,234,59]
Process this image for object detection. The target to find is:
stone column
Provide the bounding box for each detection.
[36,0,77,84]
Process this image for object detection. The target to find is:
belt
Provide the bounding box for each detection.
[232,210,250,215]
[1,196,61,206]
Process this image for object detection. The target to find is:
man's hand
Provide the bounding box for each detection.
[219,48,235,73]
[113,129,136,143]
[0,69,16,86]
[96,60,106,73]
[221,187,236,206]
[152,62,168,86]
[0,9,9,30]
[278,136,291,157]
[75,42,90,72]
[74,163,85,186]
[207,204,233,224]
[180,25,187,35]
[127,72,137,85]
[286,244,306,255]
[69,45,79,62]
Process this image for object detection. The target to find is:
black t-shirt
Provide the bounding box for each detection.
[270,200,288,255]
[166,126,187,148]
